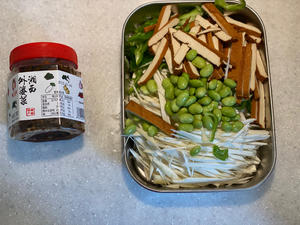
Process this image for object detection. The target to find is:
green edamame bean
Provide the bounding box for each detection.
[224,78,237,88]
[171,108,187,122]
[201,78,208,84]
[142,122,150,131]
[165,101,173,116]
[192,56,206,69]
[177,76,188,90]
[170,75,179,85]
[202,115,214,130]
[208,79,217,90]
[171,99,180,112]
[189,87,196,96]
[198,96,212,106]
[179,113,194,124]
[188,103,203,114]
[176,92,189,107]
[208,90,221,101]
[125,118,134,127]
[222,116,231,122]
[189,79,204,88]
[174,87,183,97]
[182,72,190,82]
[211,101,218,109]
[195,87,207,98]
[203,105,213,113]
[231,114,241,121]
[193,119,203,129]
[147,125,158,137]
[221,96,237,107]
[162,78,172,89]
[184,96,197,107]
[232,121,244,132]
[133,116,140,122]
[194,114,202,121]
[218,86,231,98]
[124,124,136,135]
[178,123,194,132]
[221,121,232,132]
[215,80,223,92]
[221,106,237,118]
[190,146,201,156]
[165,86,175,100]
[200,63,214,78]
[146,79,157,94]
[140,85,150,95]
[213,108,222,122]
[186,49,197,61]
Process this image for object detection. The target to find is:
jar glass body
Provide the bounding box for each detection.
[8,58,85,142]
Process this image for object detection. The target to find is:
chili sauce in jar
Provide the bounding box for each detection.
[7,42,85,141]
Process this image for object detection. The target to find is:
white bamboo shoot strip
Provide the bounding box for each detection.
[153,72,171,124]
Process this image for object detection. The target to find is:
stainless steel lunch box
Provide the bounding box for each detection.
[121,1,276,192]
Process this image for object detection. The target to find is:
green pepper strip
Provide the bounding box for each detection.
[204,112,218,142]
[214,0,246,11]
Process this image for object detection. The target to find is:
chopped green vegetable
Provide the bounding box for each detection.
[179,6,203,25]
[213,145,229,161]
[214,0,246,11]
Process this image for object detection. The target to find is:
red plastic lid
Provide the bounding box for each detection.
[9,42,78,70]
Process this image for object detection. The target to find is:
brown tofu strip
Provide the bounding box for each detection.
[164,47,173,73]
[195,15,232,41]
[236,46,246,98]
[249,43,257,91]
[174,43,190,65]
[202,3,239,39]
[174,64,183,75]
[256,49,268,82]
[250,98,259,123]
[207,32,224,80]
[253,78,260,100]
[148,17,179,47]
[144,24,156,33]
[258,81,265,128]
[189,25,201,37]
[125,101,175,136]
[228,32,243,81]
[225,16,261,37]
[241,43,252,99]
[169,28,181,54]
[138,38,169,85]
[173,30,223,66]
[154,5,172,33]
[183,60,200,79]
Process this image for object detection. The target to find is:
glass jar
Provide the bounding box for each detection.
[8,42,85,142]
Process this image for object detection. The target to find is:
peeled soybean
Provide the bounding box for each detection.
[198,96,212,106]
[179,113,194,124]
[146,79,157,94]
[178,123,194,132]
[200,63,214,78]
[188,103,203,114]
[195,87,207,98]
[192,56,206,69]
[221,96,236,106]
[176,92,189,107]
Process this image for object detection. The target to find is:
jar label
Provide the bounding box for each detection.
[7,70,85,128]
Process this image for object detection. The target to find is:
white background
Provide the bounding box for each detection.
[0,1,299,225]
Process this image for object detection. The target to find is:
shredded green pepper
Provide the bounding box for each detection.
[213,145,229,161]
[214,0,246,11]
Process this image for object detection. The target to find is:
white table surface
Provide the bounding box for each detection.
[0,0,299,225]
